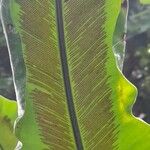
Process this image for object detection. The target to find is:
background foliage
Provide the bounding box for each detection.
[123,0,150,123]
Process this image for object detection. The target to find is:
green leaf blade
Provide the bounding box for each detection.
[63,0,122,149]
[10,0,76,149]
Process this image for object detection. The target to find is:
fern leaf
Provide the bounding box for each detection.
[1,0,150,149]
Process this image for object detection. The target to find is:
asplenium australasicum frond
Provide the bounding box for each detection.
[0,0,150,150]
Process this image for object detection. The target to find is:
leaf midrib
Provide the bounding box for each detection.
[55,0,83,149]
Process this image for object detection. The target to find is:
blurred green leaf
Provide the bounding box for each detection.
[140,0,150,4]
[0,96,17,150]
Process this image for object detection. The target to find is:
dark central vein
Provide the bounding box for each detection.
[55,0,83,149]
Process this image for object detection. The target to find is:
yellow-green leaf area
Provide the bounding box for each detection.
[0,96,17,150]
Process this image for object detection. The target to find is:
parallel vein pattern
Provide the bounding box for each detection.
[15,0,76,149]
[64,0,116,149]
[10,0,120,149]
